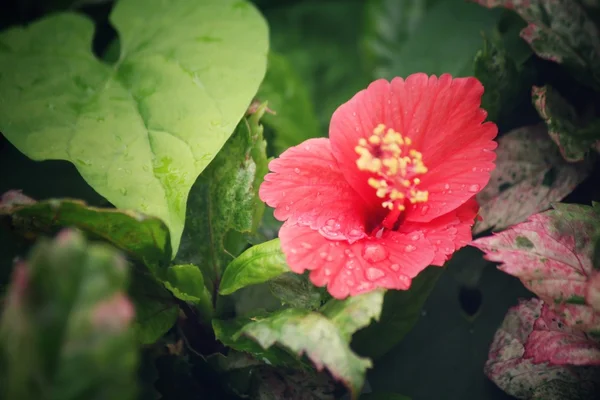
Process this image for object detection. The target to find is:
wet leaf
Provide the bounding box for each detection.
[485,299,600,399]
[0,0,268,253]
[0,229,137,400]
[524,302,600,366]
[473,0,600,88]
[0,191,171,274]
[532,85,600,162]
[235,308,373,398]
[257,52,320,155]
[175,107,268,296]
[219,239,289,296]
[252,367,335,400]
[474,125,590,234]
[320,289,385,342]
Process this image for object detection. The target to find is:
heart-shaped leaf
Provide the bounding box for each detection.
[0,0,268,253]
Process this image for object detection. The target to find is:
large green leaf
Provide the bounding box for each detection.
[0,191,171,273]
[0,229,137,400]
[0,0,269,253]
[265,0,371,129]
[268,272,323,310]
[219,239,289,296]
[257,52,321,155]
[235,308,372,398]
[362,0,503,78]
[352,267,443,359]
[175,106,268,295]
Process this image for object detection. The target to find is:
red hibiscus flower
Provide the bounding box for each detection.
[259,73,498,299]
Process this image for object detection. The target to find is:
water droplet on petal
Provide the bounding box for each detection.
[411,234,419,241]
[362,243,388,263]
[301,242,312,249]
[468,184,480,192]
[285,205,290,211]
[319,251,328,259]
[366,267,385,281]
[390,264,400,271]
[472,167,478,172]
[420,205,430,215]
[346,279,355,287]
[444,184,450,190]
[319,218,342,239]
[290,249,297,254]
[326,256,334,261]
[294,167,300,174]
[324,268,332,276]
[346,260,355,269]
[405,244,416,253]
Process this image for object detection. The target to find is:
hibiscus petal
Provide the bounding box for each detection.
[329,74,497,223]
[399,198,479,266]
[279,222,435,299]
[259,138,368,242]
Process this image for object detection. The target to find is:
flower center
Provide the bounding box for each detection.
[355,123,429,212]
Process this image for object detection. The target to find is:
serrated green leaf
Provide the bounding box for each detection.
[475,0,600,88]
[0,0,269,254]
[129,270,178,345]
[532,85,600,162]
[175,111,268,296]
[164,264,212,324]
[268,272,323,310]
[257,52,321,155]
[212,317,301,368]
[0,229,137,400]
[320,289,385,342]
[219,239,289,296]
[236,308,372,398]
[362,0,503,79]
[352,267,443,359]
[0,191,170,274]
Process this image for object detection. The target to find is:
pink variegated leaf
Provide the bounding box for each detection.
[472,0,600,89]
[485,299,600,399]
[587,272,600,313]
[524,303,600,365]
[473,125,590,234]
[553,303,600,333]
[472,203,600,309]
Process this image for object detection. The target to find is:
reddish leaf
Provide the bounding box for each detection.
[485,299,600,399]
[587,272,600,313]
[524,303,600,366]
[474,126,590,234]
[532,85,600,162]
[472,0,600,89]
[472,203,600,309]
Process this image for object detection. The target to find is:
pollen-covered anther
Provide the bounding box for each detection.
[355,123,429,211]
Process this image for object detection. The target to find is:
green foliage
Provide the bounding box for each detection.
[165,264,212,324]
[0,0,269,253]
[0,192,171,274]
[257,52,321,155]
[361,393,411,400]
[129,270,178,345]
[0,229,137,400]
[362,0,503,79]
[219,239,289,296]
[175,106,268,296]
[352,267,443,359]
